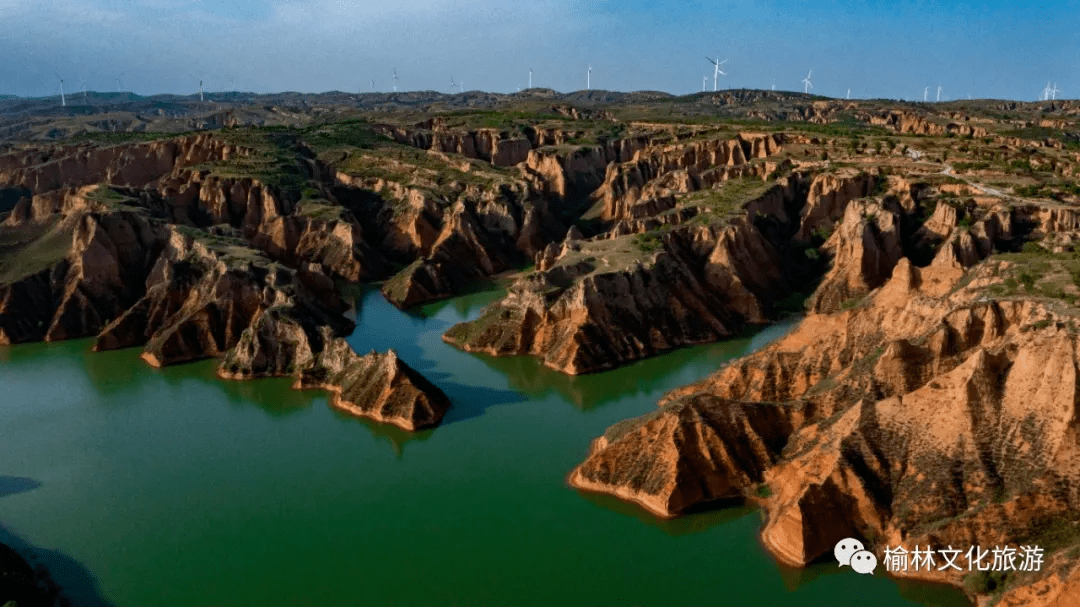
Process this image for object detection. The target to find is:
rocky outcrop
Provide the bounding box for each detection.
[0,134,244,193]
[794,170,878,241]
[0,130,460,431]
[594,134,784,222]
[866,110,990,138]
[0,207,164,345]
[806,198,904,313]
[0,203,446,431]
[570,395,793,516]
[218,308,450,431]
[443,184,797,374]
[297,341,450,431]
[571,251,1080,603]
[375,124,533,167]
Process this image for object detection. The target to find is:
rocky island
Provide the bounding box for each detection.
[4,89,1080,604]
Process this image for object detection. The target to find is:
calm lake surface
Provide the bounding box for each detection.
[0,288,969,607]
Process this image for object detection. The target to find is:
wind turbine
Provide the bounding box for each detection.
[1043,81,1051,101]
[199,79,204,101]
[392,68,398,92]
[1052,83,1061,100]
[55,73,65,107]
[703,75,707,91]
[706,56,727,91]
[587,65,591,90]
[936,85,942,102]
[846,88,850,99]
[771,80,775,91]
[529,68,533,89]
[802,69,812,95]
[923,86,928,102]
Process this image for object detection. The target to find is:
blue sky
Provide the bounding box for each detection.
[1,0,1077,100]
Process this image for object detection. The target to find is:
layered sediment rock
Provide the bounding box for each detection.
[0,134,452,431]
[866,110,990,138]
[593,133,784,222]
[794,170,878,240]
[571,251,1080,603]
[444,182,798,374]
[570,395,793,516]
[297,341,450,431]
[806,198,904,313]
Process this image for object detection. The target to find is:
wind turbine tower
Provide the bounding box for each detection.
[802,70,813,95]
[937,85,942,102]
[703,75,707,91]
[924,87,928,102]
[587,65,591,90]
[1043,82,1051,101]
[847,88,850,100]
[529,69,533,89]
[1052,83,1061,100]
[706,56,727,91]
[199,79,204,102]
[58,77,66,107]
[392,68,398,92]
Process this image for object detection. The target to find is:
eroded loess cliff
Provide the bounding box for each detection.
[442,133,918,375]
[571,217,1080,604]
[443,177,802,374]
[0,134,450,430]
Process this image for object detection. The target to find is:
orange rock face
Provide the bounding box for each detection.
[0,135,450,431]
[297,343,449,431]
[571,250,1080,602]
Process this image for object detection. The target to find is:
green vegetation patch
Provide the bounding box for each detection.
[64,130,179,144]
[0,217,72,284]
[981,245,1080,307]
[680,177,775,228]
[195,127,309,192]
[338,143,511,189]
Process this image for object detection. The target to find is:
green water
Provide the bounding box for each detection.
[0,288,970,607]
